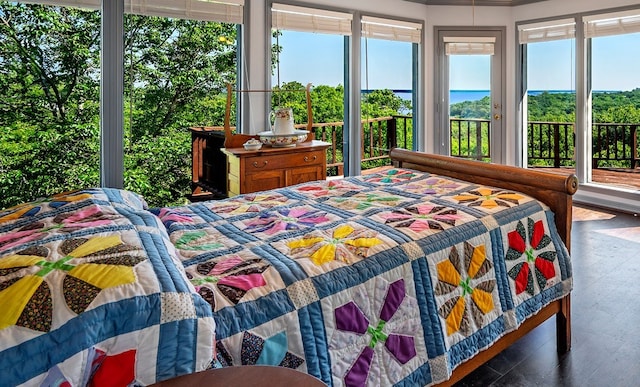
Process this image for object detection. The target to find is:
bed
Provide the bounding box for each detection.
[0,149,577,386]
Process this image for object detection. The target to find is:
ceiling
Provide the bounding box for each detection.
[404,0,547,6]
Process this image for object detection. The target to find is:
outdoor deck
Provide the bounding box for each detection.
[530,166,640,191]
[190,116,640,198]
[363,164,640,191]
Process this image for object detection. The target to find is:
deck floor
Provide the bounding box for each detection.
[530,167,640,191]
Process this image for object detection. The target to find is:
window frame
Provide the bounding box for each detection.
[516,6,640,213]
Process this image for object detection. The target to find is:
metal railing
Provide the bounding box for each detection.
[450,118,491,160]
[196,118,639,185]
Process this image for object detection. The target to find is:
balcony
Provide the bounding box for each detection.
[313,117,640,190]
[190,116,640,199]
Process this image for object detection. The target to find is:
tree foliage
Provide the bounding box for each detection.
[449,96,491,120]
[0,4,408,210]
[0,3,101,207]
[451,89,640,123]
[123,15,238,207]
[0,4,238,209]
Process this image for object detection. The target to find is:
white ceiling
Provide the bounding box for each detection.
[404,0,547,6]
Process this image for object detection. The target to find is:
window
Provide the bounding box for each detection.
[0,0,244,208]
[0,1,101,208]
[271,3,352,176]
[123,0,243,206]
[585,9,640,190]
[518,19,576,171]
[360,16,421,170]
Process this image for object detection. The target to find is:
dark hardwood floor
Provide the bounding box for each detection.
[456,203,640,387]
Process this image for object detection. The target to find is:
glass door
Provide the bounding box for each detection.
[435,28,504,163]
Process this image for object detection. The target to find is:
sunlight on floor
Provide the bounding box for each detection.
[572,205,618,221]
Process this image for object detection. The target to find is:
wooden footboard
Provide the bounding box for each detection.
[389,149,577,385]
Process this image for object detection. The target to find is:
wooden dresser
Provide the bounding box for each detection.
[222,140,331,197]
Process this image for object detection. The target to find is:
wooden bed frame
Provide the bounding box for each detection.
[389,148,578,386]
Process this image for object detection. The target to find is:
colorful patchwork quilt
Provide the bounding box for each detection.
[0,189,215,386]
[153,168,573,386]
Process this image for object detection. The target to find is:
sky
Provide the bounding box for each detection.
[274,30,640,92]
[273,31,413,90]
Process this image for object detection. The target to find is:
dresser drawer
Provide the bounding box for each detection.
[222,141,330,197]
[244,150,325,172]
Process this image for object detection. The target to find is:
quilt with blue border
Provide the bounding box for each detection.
[155,168,573,386]
[0,188,215,386]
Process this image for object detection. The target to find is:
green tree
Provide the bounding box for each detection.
[361,89,409,118]
[450,96,491,120]
[0,4,239,209]
[123,15,238,206]
[0,3,101,208]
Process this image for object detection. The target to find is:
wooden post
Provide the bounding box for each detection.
[554,123,561,168]
[632,125,638,168]
[556,294,571,353]
[388,117,397,150]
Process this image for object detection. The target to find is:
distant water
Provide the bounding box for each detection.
[449,89,585,104]
[450,90,490,104]
[364,89,610,105]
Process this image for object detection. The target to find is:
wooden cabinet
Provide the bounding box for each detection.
[189,127,228,200]
[222,141,330,196]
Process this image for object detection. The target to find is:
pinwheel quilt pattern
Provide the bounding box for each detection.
[155,168,573,386]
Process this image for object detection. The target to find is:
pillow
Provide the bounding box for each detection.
[0,188,148,229]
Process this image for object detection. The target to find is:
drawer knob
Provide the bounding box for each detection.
[304,155,317,162]
[252,160,268,168]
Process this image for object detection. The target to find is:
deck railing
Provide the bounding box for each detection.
[305,117,640,171]
[191,117,639,198]
[592,123,640,168]
[527,121,575,167]
[297,114,413,176]
[527,121,640,169]
[443,119,639,169]
[450,118,491,160]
